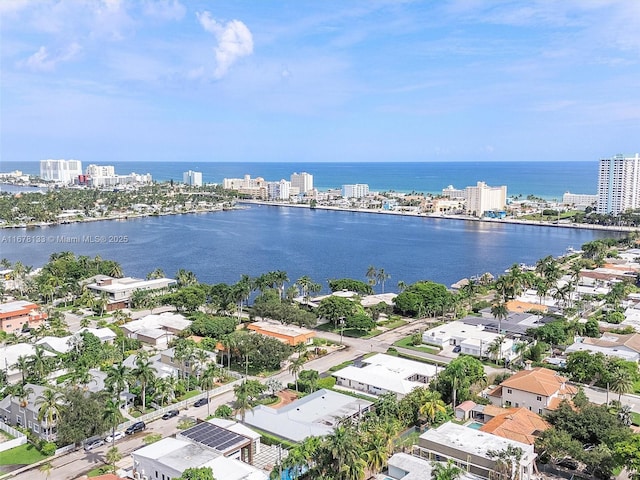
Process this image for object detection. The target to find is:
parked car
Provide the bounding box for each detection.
[84,438,104,451]
[162,409,179,420]
[104,431,125,443]
[125,421,146,435]
[453,345,462,353]
[194,398,208,407]
[558,458,579,470]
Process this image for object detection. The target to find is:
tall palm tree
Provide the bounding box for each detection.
[131,356,156,412]
[376,269,390,294]
[366,265,378,288]
[103,399,121,450]
[234,381,252,422]
[200,364,218,417]
[364,433,388,475]
[490,300,509,336]
[13,355,30,384]
[288,355,306,392]
[105,363,130,408]
[35,388,64,441]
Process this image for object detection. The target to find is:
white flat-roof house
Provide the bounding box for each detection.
[241,388,372,443]
[332,353,437,399]
[121,312,191,347]
[132,437,267,480]
[36,327,116,355]
[387,453,485,480]
[415,422,536,480]
[86,275,176,310]
[422,321,517,362]
[0,344,55,384]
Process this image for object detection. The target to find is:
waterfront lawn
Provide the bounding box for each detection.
[0,444,49,465]
[393,336,440,354]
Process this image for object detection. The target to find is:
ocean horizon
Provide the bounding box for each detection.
[4,161,598,199]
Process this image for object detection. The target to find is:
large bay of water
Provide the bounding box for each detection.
[0,205,618,291]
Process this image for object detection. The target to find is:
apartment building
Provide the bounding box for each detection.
[597,153,640,214]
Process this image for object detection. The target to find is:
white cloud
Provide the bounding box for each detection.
[197,11,254,79]
[143,0,186,21]
[21,43,81,72]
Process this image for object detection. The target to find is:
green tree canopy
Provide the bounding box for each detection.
[393,281,453,317]
[176,467,216,480]
[328,278,373,295]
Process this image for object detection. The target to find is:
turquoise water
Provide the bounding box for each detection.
[6,160,598,198]
[467,422,483,430]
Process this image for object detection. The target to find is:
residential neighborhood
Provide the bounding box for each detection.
[0,237,638,480]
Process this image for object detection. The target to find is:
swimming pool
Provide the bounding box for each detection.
[467,422,483,430]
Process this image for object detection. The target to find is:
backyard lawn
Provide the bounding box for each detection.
[0,444,49,465]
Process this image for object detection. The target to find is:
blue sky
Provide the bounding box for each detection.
[1,0,639,163]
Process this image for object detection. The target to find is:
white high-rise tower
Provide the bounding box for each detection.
[597,153,640,215]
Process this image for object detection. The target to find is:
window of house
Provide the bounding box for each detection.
[33,424,40,433]
[507,389,512,394]
[28,421,32,429]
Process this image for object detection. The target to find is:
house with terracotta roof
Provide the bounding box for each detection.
[247,321,315,346]
[0,301,47,334]
[479,407,550,445]
[486,362,576,415]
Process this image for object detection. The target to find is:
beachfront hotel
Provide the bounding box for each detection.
[464,181,507,217]
[39,159,83,184]
[597,153,640,215]
[342,183,370,199]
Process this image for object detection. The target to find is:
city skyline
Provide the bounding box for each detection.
[1,1,639,164]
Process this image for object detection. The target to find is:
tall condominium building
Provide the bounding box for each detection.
[267,179,291,200]
[39,159,83,184]
[290,172,313,193]
[597,154,640,215]
[464,181,507,217]
[86,164,115,177]
[342,184,369,199]
[183,170,203,187]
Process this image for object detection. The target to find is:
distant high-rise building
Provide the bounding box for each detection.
[183,170,203,187]
[267,179,291,200]
[342,184,369,199]
[39,159,83,184]
[464,181,507,217]
[290,172,313,193]
[597,153,640,215]
[86,164,115,177]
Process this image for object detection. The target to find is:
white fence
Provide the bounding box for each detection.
[0,422,27,454]
[117,378,243,431]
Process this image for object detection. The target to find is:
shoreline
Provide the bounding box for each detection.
[238,200,639,233]
[1,197,635,234]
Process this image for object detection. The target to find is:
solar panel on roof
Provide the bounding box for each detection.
[181,422,249,452]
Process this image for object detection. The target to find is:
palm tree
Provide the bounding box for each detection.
[366,265,378,288]
[610,368,633,402]
[418,390,447,424]
[146,268,165,280]
[432,460,462,480]
[106,446,122,474]
[35,388,64,441]
[272,270,289,300]
[288,355,306,392]
[487,336,505,363]
[234,381,252,422]
[131,356,156,412]
[13,355,30,384]
[376,268,390,293]
[200,364,218,417]
[175,269,198,287]
[103,399,121,449]
[38,462,53,480]
[28,346,50,383]
[397,280,408,292]
[105,363,130,408]
[490,300,509,336]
